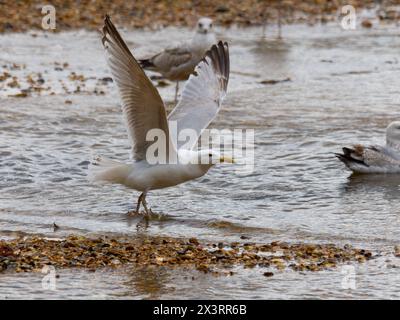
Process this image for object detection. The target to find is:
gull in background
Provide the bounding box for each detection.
[139,17,217,102]
[336,121,400,173]
[89,15,232,215]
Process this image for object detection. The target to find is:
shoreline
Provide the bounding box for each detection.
[0,0,392,33]
[0,234,374,276]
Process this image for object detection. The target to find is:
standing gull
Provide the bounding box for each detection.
[335,121,400,173]
[89,16,232,215]
[139,17,217,102]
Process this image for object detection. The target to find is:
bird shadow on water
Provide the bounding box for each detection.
[117,265,175,299]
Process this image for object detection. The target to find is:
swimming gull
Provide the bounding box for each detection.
[335,121,400,173]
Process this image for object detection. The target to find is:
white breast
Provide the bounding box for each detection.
[124,161,207,191]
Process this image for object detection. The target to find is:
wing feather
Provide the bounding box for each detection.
[167,41,230,150]
[102,15,172,161]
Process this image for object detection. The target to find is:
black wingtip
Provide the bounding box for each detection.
[138,58,155,69]
[101,14,136,61]
[334,153,346,160]
[334,151,369,167]
[102,14,111,45]
[202,41,230,91]
[205,41,229,62]
[342,147,354,156]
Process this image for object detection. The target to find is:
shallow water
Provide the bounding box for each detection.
[1,23,400,299]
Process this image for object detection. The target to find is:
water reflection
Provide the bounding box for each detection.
[252,38,290,77]
[123,266,174,299]
[342,173,400,200]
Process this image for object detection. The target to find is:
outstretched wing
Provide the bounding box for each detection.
[102,15,172,161]
[167,41,230,150]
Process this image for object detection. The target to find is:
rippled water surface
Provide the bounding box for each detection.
[1,23,400,299]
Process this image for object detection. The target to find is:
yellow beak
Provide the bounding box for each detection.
[219,155,235,163]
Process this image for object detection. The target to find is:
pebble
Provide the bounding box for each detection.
[394,246,400,257]
[361,19,373,28]
[263,272,274,277]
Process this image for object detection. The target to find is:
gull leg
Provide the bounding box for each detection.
[128,193,143,215]
[277,4,282,39]
[141,191,153,216]
[174,81,179,103]
[262,20,267,39]
[135,193,144,213]
[261,4,267,38]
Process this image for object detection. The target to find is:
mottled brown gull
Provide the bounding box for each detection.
[139,17,217,102]
[336,121,400,173]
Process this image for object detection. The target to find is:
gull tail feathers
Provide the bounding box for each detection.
[138,58,156,70]
[335,145,372,173]
[335,145,368,167]
[88,156,131,185]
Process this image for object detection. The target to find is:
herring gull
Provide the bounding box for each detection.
[336,121,400,173]
[138,17,217,102]
[89,15,232,215]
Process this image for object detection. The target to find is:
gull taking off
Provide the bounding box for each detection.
[89,15,232,215]
[336,121,400,173]
[139,17,217,102]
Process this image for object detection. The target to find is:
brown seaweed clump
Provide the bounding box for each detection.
[0,235,373,276]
